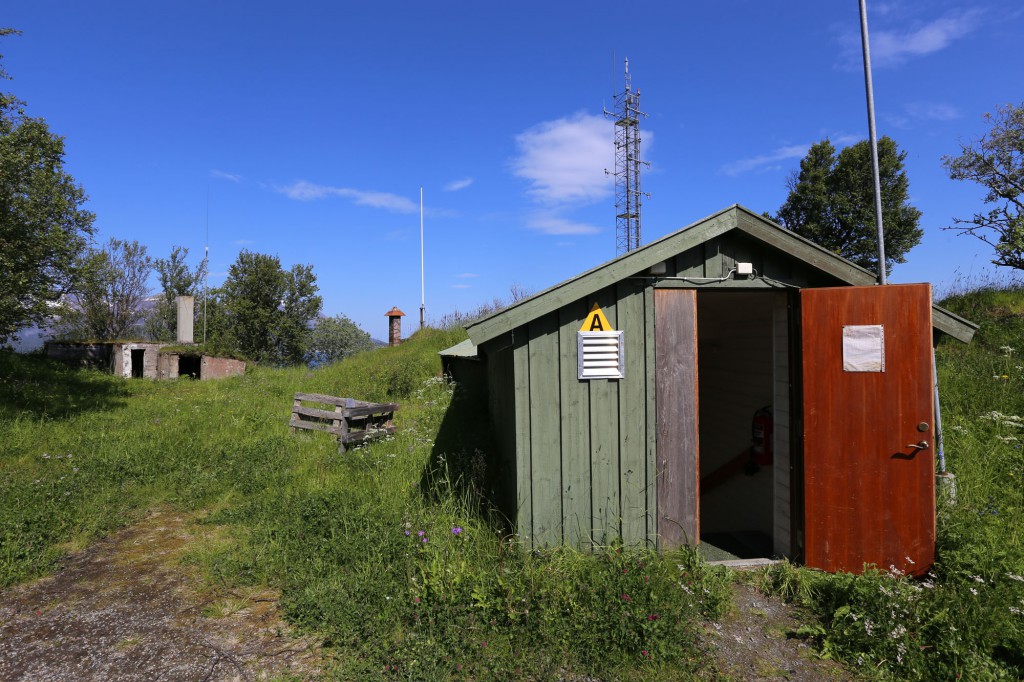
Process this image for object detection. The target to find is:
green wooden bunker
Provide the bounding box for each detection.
[441,206,975,570]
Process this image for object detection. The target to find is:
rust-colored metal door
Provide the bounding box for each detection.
[801,283,935,575]
[655,289,700,548]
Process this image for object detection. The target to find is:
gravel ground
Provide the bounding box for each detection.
[0,509,324,682]
[701,581,852,681]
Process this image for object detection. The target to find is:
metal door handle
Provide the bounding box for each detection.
[906,441,929,450]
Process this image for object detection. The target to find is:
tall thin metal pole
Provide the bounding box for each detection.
[204,184,209,344]
[859,0,887,285]
[419,187,425,329]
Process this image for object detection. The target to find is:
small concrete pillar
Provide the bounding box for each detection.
[176,295,195,344]
[385,307,406,346]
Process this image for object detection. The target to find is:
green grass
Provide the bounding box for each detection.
[12,284,1019,680]
[0,327,729,680]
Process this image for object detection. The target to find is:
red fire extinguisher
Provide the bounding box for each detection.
[752,406,773,466]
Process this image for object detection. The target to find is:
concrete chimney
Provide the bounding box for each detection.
[385,307,405,347]
[176,295,195,344]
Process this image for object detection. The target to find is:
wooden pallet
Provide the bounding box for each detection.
[289,392,398,452]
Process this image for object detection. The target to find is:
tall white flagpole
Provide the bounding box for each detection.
[419,187,425,329]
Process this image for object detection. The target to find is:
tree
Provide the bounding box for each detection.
[0,29,96,343]
[144,246,208,341]
[219,251,323,365]
[772,137,923,276]
[308,314,375,365]
[943,103,1024,271]
[58,238,152,340]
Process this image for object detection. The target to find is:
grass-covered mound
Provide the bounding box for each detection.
[0,327,729,680]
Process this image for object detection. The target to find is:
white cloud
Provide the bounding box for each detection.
[905,102,960,121]
[233,239,254,246]
[526,213,602,236]
[277,181,418,213]
[444,177,473,191]
[512,113,615,204]
[456,273,479,278]
[720,144,810,177]
[210,169,242,182]
[451,284,472,289]
[839,9,983,68]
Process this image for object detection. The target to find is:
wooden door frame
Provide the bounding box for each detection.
[654,288,700,548]
[788,289,805,564]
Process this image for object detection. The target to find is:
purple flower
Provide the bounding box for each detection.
[417,530,425,537]
[452,526,463,536]
[405,530,411,536]
[421,537,428,543]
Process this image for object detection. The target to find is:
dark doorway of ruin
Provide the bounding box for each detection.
[178,355,201,379]
[131,349,145,378]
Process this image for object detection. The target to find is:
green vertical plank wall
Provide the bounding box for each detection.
[502,281,659,548]
[513,333,533,544]
[559,300,592,549]
[589,292,620,545]
[617,280,648,545]
[529,313,562,546]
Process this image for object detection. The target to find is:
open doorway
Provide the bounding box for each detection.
[178,355,201,379]
[130,349,145,378]
[697,291,789,560]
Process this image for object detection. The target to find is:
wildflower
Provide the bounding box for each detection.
[971,575,985,583]
[1007,573,1024,582]
[970,588,979,596]
[405,530,411,536]
[452,526,462,536]
[641,650,649,658]
[647,613,660,621]
[417,530,425,537]
[421,537,427,543]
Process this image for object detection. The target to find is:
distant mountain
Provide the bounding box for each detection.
[8,325,50,353]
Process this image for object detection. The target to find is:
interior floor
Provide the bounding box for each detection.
[699,531,774,561]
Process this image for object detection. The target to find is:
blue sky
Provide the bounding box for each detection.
[5,1,1024,339]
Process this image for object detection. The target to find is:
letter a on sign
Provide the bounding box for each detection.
[580,303,614,332]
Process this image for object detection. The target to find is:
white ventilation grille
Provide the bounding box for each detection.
[577,331,625,380]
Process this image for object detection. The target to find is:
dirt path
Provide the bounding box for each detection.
[1,511,853,681]
[701,582,852,681]
[0,509,324,682]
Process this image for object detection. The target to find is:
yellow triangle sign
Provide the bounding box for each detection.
[580,303,614,332]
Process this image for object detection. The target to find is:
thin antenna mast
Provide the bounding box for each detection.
[204,183,209,344]
[604,58,649,255]
[419,187,425,329]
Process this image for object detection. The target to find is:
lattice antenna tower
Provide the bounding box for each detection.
[604,58,649,255]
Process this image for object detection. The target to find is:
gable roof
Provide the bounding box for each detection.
[466,205,977,345]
